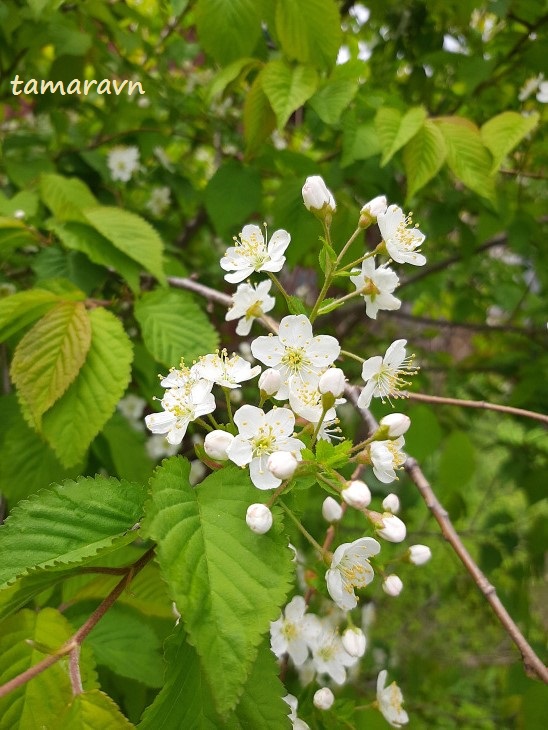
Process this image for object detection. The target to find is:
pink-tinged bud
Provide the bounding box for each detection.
[359,195,387,227]
[341,480,372,509]
[408,544,432,565]
[313,687,335,710]
[377,513,406,543]
[302,175,336,219]
[245,503,273,534]
[379,413,411,438]
[382,574,403,596]
[203,430,234,460]
[382,493,400,513]
[322,496,343,522]
[342,627,367,657]
[267,450,298,480]
[318,367,346,398]
[258,368,282,396]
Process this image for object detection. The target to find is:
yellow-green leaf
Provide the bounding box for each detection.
[376,106,427,166]
[58,690,134,729]
[262,60,319,129]
[404,120,447,200]
[481,111,540,172]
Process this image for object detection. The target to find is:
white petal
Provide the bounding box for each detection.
[233,404,264,438]
[226,435,253,466]
[278,315,313,347]
[251,335,285,366]
[250,457,281,489]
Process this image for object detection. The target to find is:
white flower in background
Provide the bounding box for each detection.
[146,186,171,216]
[309,623,357,684]
[313,687,334,710]
[408,544,432,565]
[204,430,234,460]
[383,575,404,596]
[189,459,206,485]
[350,258,401,319]
[377,204,426,266]
[289,373,340,424]
[246,503,273,534]
[13,209,26,220]
[302,175,336,216]
[145,379,215,445]
[192,349,260,389]
[251,315,340,399]
[271,596,321,666]
[145,434,180,460]
[537,81,548,103]
[225,280,276,336]
[283,694,311,730]
[227,405,305,489]
[220,224,290,283]
[117,394,146,424]
[258,368,282,397]
[267,450,299,480]
[380,412,411,438]
[326,537,381,610]
[376,670,409,727]
[341,627,367,657]
[370,437,406,483]
[382,493,400,513]
[341,480,372,509]
[107,145,140,182]
[360,195,387,226]
[322,496,343,522]
[377,514,407,543]
[358,339,417,408]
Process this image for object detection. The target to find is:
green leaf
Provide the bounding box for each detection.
[0,218,37,254]
[0,289,59,342]
[39,173,98,222]
[101,412,155,483]
[309,71,360,125]
[195,0,262,65]
[287,295,309,316]
[0,608,98,730]
[276,0,342,70]
[41,308,133,467]
[58,690,135,729]
[142,458,294,716]
[134,288,219,369]
[341,121,381,168]
[11,301,92,428]
[375,106,426,166]
[403,120,447,200]
[481,111,540,172]
[316,439,352,468]
[438,430,476,493]
[243,73,277,157]
[207,57,260,102]
[83,207,166,285]
[262,60,319,129]
[204,160,262,237]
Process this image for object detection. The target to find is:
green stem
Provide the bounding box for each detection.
[335,227,362,267]
[279,501,326,555]
[317,287,365,315]
[311,406,329,447]
[267,272,292,310]
[340,349,365,364]
[316,472,344,493]
[310,221,336,322]
[196,417,214,432]
[223,388,234,426]
[338,246,380,273]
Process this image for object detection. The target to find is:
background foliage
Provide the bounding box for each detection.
[0,0,546,728]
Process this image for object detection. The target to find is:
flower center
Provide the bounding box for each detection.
[375,355,418,402]
[252,427,276,456]
[282,621,298,641]
[395,213,421,251]
[281,347,310,375]
[341,560,370,589]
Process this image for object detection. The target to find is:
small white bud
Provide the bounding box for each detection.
[318,368,346,398]
[359,195,387,226]
[341,480,371,509]
[13,209,26,220]
[322,496,343,522]
[382,574,404,596]
[302,175,336,218]
[313,687,335,710]
[267,451,298,480]
[379,413,411,438]
[258,368,282,396]
[408,544,432,565]
[382,493,400,513]
[204,430,234,461]
[377,514,407,543]
[246,503,273,534]
[342,627,367,657]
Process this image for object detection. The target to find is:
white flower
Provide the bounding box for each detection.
[382,493,400,513]
[251,315,340,399]
[377,514,406,543]
[107,145,140,182]
[326,537,381,610]
[204,430,234,460]
[370,437,406,483]
[117,394,146,422]
[377,204,426,266]
[146,186,171,216]
[322,496,343,522]
[227,405,305,489]
[341,480,372,509]
[318,367,346,398]
[283,694,311,730]
[246,503,273,534]
[271,596,321,666]
[341,627,367,657]
[360,195,387,225]
[145,379,215,445]
[145,434,180,460]
[225,280,276,336]
[220,224,290,283]
[289,372,340,425]
[267,450,299,480]
[537,81,548,103]
[313,687,334,710]
[13,209,26,220]
[382,575,403,596]
[258,368,282,396]
[408,544,432,565]
[380,412,411,438]
[376,670,409,728]
[192,349,260,389]
[302,175,336,216]
[309,623,357,684]
[350,258,401,320]
[358,339,417,408]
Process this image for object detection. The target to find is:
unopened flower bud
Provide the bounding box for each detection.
[379,413,411,438]
[322,496,343,522]
[13,209,26,220]
[258,368,282,396]
[313,687,335,710]
[267,450,298,480]
[377,513,406,543]
[341,480,371,509]
[246,503,273,534]
[359,195,387,227]
[408,544,432,565]
[342,627,367,657]
[382,493,400,513]
[318,368,346,398]
[302,175,336,220]
[204,430,234,460]
[382,574,403,596]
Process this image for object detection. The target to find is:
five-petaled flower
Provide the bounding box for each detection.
[225,280,276,335]
[270,595,321,666]
[326,537,381,610]
[350,258,401,319]
[192,349,260,389]
[358,339,417,409]
[145,379,215,445]
[220,224,290,283]
[376,670,409,727]
[377,204,426,266]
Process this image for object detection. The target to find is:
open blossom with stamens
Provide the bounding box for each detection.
[251,315,340,399]
[350,258,401,319]
[270,596,321,666]
[309,622,357,684]
[107,145,140,182]
[370,437,406,483]
[225,280,275,336]
[220,224,290,283]
[358,339,417,408]
[227,405,305,489]
[289,373,340,423]
[377,204,426,266]
[376,670,409,727]
[192,349,260,389]
[326,537,381,610]
[145,379,215,444]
